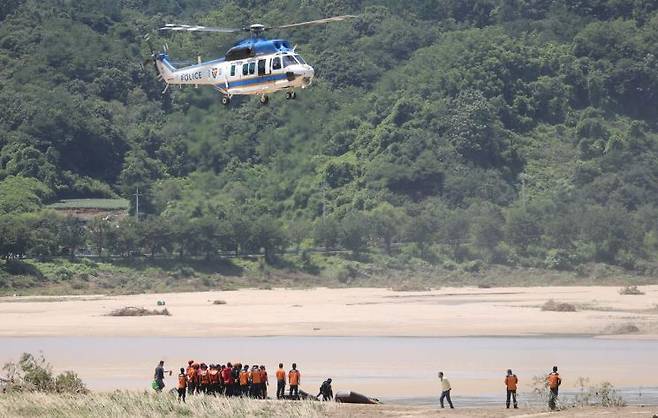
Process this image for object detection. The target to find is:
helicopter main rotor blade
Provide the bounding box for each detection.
[159,23,244,33]
[273,15,357,30]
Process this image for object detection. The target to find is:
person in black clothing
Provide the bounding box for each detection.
[317,378,333,401]
[153,360,171,392]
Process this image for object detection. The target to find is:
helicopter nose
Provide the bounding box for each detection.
[301,66,314,86]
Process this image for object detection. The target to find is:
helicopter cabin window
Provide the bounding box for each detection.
[283,55,297,68]
[272,57,281,70]
[257,59,266,76]
[230,65,235,77]
[242,63,249,76]
[294,55,306,65]
[248,62,255,75]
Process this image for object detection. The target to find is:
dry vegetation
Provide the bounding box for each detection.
[390,282,431,292]
[212,300,227,305]
[107,307,170,317]
[603,323,640,335]
[0,392,332,418]
[619,285,645,295]
[541,299,577,312]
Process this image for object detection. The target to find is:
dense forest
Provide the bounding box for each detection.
[2,0,658,290]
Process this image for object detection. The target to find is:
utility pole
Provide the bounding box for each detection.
[134,187,142,222]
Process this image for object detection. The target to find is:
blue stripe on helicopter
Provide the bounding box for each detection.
[227,73,289,88]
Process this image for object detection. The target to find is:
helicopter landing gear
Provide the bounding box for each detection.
[260,95,269,105]
[221,96,231,106]
[285,91,297,100]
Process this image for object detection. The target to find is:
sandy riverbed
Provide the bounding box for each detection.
[0,286,657,338]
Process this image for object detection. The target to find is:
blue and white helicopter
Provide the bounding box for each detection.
[147,15,355,105]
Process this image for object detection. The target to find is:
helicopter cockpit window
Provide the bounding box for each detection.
[283,55,297,68]
[248,62,255,74]
[272,57,281,70]
[294,55,306,65]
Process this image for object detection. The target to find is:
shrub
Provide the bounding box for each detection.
[2,353,88,394]
[212,300,227,305]
[619,285,644,295]
[107,307,170,316]
[541,299,577,312]
[391,282,430,292]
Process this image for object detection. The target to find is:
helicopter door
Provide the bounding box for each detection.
[257,59,267,76]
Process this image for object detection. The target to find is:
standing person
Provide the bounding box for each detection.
[222,362,234,396]
[186,361,197,395]
[289,363,301,400]
[232,364,242,397]
[438,371,454,409]
[276,363,286,399]
[176,367,187,402]
[250,365,262,398]
[547,366,562,410]
[504,369,518,409]
[260,365,269,399]
[198,363,211,394]
[239,365,250,396]
[209,364,220,395]
[317,378,333,401]
[153,360,171,392]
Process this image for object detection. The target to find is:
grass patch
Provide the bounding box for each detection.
[47,199,129,210]
[541,299,577,312]
[107,306,170,317]
[618,285,645,295]
[0,391,331,418]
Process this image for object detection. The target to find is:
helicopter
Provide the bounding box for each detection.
[147,15,356,105]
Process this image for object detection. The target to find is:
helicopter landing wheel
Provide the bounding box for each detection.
[260,95,269,105]
[221,96,231,106]
[286,91,297,100]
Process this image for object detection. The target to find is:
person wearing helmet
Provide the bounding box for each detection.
[547,366,562,410]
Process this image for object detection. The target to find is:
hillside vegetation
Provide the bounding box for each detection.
[2,0,658,292]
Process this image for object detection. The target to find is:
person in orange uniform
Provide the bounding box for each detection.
[250,365,262,398]
[198,363,211,394]
[276,363,286,399]
[289,363,301,399]
[260,365,268,399]
[208,364,220,395]
[504,369,518,409]
[177,367,187,402]
[547,366,562,410]
[239,365,250,396]
[186,361,198,395]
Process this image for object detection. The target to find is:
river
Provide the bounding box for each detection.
[1,336,657,406]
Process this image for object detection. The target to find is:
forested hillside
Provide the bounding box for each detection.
[2,0,658,291]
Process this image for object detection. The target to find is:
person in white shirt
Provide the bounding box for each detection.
[438,371,454,408]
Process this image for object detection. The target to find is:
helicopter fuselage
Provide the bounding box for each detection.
[154,38,314,99]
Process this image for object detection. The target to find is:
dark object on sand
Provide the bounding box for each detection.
[335,391,380,404]
[107,306,170,316]
[282,389,318,400]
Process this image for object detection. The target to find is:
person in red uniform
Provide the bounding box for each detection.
[222,362,234,396]
[186,361,198,395]
[260,365,269,399]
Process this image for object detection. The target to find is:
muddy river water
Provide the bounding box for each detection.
[1,336,657,405]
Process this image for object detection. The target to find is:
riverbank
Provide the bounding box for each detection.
[1,286,657,338]
[0,391,653,418]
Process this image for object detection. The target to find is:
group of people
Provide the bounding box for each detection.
[154,360,304,403]
[438,366,562,410]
